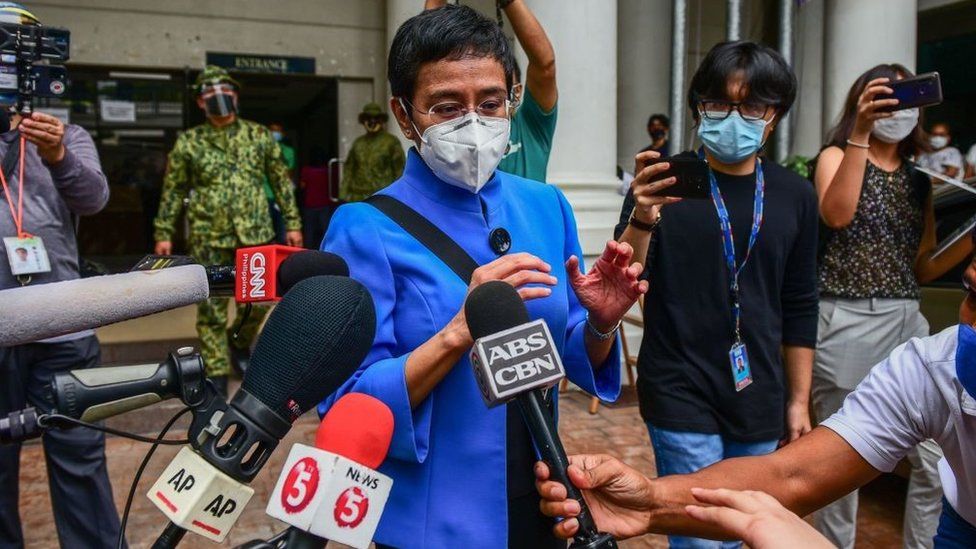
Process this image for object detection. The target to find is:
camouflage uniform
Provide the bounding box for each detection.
[154,115,300,376]
[341,104,405,202]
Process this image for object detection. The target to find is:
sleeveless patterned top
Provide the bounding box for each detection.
[819,161,925,299]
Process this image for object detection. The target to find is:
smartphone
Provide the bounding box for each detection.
[645,156,710,199]
[876,72,943,112]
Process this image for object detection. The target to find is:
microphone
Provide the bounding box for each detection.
[146,275,377,545]
[0,250,349,348]
[265,393,394,549]
[0,265,210,347]
[135,247,348,302]
[39,252,351,424]
[464,281,618,549]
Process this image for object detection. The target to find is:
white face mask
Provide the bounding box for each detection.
[871,108,919,144]
[929,135,948,150]
[410,110,511,194]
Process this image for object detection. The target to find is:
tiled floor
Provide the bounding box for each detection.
[13,387,903,548]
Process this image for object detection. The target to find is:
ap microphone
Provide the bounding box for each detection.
[265,393,394,549]
[465,281,617,549]
[0,265,210,347]
[147,275,377,545]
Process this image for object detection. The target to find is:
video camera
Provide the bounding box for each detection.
[0,21,69,114]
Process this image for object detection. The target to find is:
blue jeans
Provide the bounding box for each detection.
[647,424,779,549]
[935,498,976,548]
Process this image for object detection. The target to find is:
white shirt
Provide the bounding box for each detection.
[966,144,976,169]
[821,325,976,526]
[918,146,964,176]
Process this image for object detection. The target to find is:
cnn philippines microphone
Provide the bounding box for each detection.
[146,275,377,546]
[264,393,395,549]
[464,280,618,549]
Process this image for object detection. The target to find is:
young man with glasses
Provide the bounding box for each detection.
[613,41,819,548]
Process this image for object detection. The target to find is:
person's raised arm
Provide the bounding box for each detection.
[817,78,897,229]
[614,150,680,266]
[502,0,557,111]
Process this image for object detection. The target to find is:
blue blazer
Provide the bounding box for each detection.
[320,150,621,548]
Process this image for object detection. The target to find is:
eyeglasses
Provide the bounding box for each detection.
[698,100,775,122]
[401,96,512,124]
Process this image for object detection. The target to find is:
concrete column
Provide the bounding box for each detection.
[823,0,917,131]
[524,0,620,256]
[791,0,824,157]
[617,0,672,171]
[386,0,422,150]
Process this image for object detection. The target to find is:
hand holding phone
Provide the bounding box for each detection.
[876,72,943,112]
[644,156,710,199]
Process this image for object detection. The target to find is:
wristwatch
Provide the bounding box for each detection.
[628,209,661,232]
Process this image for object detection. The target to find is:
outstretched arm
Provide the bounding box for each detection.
[536,427,879,541]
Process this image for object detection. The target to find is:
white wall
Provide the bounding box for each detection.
[617,0,672,171]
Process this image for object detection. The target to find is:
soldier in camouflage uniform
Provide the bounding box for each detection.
[153,66,302,392]
[340,102,405,202]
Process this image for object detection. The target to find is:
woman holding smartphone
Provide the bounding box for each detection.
[813,63,973,549]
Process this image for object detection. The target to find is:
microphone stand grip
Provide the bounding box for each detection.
[151,521,186,549]
[516,389,617,549]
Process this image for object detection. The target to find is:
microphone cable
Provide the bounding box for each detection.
[118,406,193,549]
[38,413,190,446]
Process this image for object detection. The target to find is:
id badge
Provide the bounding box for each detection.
[729,342,753,392]
[4,236,52,276]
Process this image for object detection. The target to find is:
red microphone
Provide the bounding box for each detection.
[234,244,304,303]
[266,393,394,549]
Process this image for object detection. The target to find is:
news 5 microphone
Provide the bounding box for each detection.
[146,275,377,545]
[465,280,617,549]
[0,265,210,347]
[264,393,394,549]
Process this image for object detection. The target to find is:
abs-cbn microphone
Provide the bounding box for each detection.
[0,265,210,348]
[465,281,617,549]
[264,393,394,549]
[147,275,376,546]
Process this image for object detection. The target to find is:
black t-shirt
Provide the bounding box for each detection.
[614,154,819,441]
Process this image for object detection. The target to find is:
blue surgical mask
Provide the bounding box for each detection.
[697,112,767,164]
[271,131,283,142]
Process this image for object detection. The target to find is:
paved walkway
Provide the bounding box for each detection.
[13,387,902,548]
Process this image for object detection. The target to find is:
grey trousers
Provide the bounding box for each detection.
[0,337,123,549]
[812,298,943,549]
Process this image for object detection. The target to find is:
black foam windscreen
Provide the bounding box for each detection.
[244,275,376,422]
[464,280,530,341]
[277,251,349,295]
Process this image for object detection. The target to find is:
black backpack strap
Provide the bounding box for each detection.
[365,194,478,284]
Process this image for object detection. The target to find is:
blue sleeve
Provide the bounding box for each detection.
[550,186,621,402]
[318,204,433,463]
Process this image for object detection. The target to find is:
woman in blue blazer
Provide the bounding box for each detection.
[320,6,648,548]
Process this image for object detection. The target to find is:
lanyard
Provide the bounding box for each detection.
[0,135,28,238]
[707,156,765,343]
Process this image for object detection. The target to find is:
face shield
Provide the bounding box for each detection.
[200,83,238,118]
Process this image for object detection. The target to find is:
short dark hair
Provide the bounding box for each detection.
[388,5,516,105]
[686,41,797,123]
[647,113,670,128]
[823,63,927,158]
